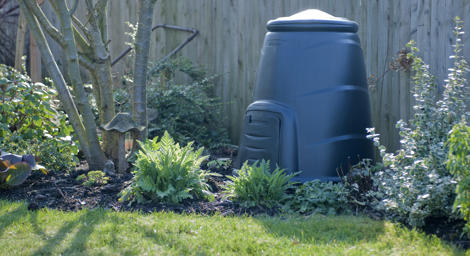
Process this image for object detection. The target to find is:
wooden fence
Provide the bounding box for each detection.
[7,0,470,151]
[144,0,469,151]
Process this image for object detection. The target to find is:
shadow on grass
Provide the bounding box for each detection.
[0,204,28,237]
[256,214,463,255]
[29,211,48,240]
[30,209,114,256]
[256,214,386,244]
[141,224,191,254]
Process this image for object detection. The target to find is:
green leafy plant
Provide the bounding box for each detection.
[76,170,109,187]
[207,158,232,171]
[447,120,470,234]
[341,159,382,212]
[115,58,229,149]
[119,131,213,205]
[0,65,78,171]
[223,160,297,208]
[0,160,31,189]
[287,180,350,215]
[368,19,468,227]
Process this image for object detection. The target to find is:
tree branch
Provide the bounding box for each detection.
[54,0,105,168]
[78,54,94,71]
[72,25,93,57]
[97,0,108,43]
[70,17,95,69]
[71,15,93,42]
[23,0,64,48]
[112,24,199,67]
[68,0,79,16]
[84,0,109,61]
[17,0,92,163]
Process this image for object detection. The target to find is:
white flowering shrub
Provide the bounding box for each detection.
[368,18,469,227]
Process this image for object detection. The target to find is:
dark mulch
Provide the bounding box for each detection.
[0,151,278,216]
[1,166,129,212]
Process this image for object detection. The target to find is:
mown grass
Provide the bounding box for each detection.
[0,200,463,255]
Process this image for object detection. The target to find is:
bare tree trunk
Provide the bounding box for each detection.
[18,0,156,170]
[89,71,103,123]
[82,0,117,158]
[131,0,157,141]
[14,9,26,71]
[95,60,116,157]
[53,0,105,169]
[17,0,93,165]
[29,36,41,82]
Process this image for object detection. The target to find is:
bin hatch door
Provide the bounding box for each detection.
[238,111,281,167]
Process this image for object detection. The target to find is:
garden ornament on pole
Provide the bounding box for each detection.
[101,113,145,173]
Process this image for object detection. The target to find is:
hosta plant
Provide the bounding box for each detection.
[368,19,468,227]
[223,160,297,208]
[119,131,213,205]
[447,120,470,234]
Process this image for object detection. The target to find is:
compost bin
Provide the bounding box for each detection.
[236,9,374,181]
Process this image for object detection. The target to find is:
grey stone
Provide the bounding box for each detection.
[103,159,115,176]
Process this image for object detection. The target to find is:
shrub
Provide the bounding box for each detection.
[287,180,350,215]
[115,58,229,149]
[341,159,382,212]
[0,65,78,171]
[368,19,468,227]
[76,170,109,187]
[447,120,470,234]
[119,131,213,205]
[223,160,297,208]
[206,158,232,171]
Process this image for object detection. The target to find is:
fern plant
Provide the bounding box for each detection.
[119,131,213,205]
[223,160,297,208]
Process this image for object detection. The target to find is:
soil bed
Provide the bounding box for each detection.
[0,150,277,216]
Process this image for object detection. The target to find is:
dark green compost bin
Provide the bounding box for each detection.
[236,9,374,182]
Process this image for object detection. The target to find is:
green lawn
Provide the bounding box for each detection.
[0,200,463,255]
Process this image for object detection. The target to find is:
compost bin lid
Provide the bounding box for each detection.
[267,9,358,32]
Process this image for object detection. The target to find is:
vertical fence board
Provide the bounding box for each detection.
[399,0,412,122]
